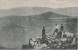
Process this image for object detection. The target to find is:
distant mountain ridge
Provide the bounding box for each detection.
[0,7,78,17]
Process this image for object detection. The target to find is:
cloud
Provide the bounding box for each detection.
[0,0,78,9]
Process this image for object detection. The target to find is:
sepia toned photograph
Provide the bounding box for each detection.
[0,0,78,50]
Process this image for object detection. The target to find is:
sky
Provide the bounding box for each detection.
[0,0,78,9]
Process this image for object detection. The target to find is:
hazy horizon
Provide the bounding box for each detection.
[0,0,78,9]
